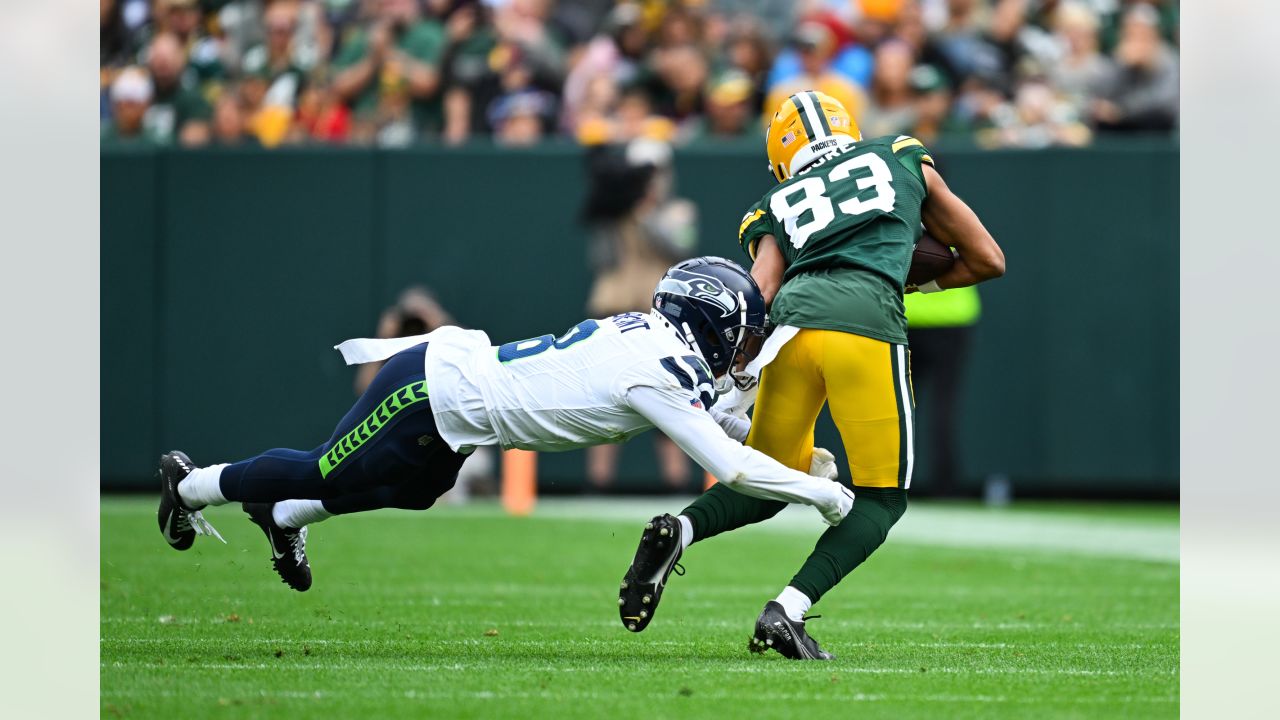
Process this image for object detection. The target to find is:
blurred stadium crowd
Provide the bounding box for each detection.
[100,0,1178,149]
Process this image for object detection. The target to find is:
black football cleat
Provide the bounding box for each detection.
[749,601,835,660]
[244,503,312,592]
[618,513,684,632]
[156,450,223,550]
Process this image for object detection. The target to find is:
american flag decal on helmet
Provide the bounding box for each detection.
[780,131,796,146]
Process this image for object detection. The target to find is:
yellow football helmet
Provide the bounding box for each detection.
[764,90,861,183]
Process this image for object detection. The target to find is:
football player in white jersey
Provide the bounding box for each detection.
[157,257,854,591]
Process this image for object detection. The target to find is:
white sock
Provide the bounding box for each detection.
[273,499,333,529]
[178,464,229,508]
[677,514,695,550]
[776,585,813,622]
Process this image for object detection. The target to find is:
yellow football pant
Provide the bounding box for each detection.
[746,329,914,489]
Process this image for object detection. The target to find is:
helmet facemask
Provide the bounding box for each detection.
[716,290,767,394]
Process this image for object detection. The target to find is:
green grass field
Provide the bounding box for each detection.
[102,496,1178,719]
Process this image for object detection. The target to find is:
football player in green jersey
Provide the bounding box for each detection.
[617,90,1005,659]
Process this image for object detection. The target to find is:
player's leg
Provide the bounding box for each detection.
[753,332,912,659]
[159,343,457,573]
[253,448,467,592]
[680,329,829,542]
[167,343,436,513]
[618,331,828,632]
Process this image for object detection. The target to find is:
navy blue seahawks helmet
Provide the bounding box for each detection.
[653,256,768,391]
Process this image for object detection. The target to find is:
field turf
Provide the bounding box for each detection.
[102,496,1178,719]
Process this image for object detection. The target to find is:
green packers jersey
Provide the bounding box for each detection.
[738,135,935,344]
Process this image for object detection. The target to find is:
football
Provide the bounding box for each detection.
[907,232,956,286]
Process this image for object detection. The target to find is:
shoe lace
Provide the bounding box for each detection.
[671,562,685,577]
[185,509,226,544]
[801,614,822,622]
[289,527,308,564]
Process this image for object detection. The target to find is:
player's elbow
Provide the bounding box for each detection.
[973,243,1006,280]
[716,467,749,489]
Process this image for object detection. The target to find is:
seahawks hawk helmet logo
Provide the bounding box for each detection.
[656,271,739,318]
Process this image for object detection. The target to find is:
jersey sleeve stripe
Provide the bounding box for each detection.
[806,91,833,136]
[739,208,765,241]
[892,137,925,154]
[659,357,695,391]
[789,94,816,140]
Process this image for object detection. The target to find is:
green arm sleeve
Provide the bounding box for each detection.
[738,200,775,261]
[891,135,935,192]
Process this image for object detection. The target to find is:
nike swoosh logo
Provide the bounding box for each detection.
[270,542,286,561]
[163,514,183,544]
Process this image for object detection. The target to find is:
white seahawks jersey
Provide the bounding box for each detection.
[423,312,718,452]
[332,312,853,525]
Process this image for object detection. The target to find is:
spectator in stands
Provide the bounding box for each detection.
[97,0,1178,147]
[909,64,954,144]
[767,11,872,93]
[685,70,756,142]
[763,20,865,126]
[577,86,677,146]
[1048,1,1113,120]
[978,77,1091,148]
[1090,4,1178,132]
[559,3,647,138]
[490,0,567,92]
[332,0,447,142]
[241,2,310,112]
[145,32,212,145]
[209,90,262,147]
[101,0,140,69]
[647,44,710,124]
[102,67,163,146]
[581,139,698,493]
[860,38,919,140]
[292,80,354,144]
[438,1,499,145]
[158,0,225,89]
[490,89,555,146]
[934,0,1008,90]
[719,18,773,113]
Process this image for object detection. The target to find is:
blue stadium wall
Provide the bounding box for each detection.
[101,143,1178,496]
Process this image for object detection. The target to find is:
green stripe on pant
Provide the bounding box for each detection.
[319,380,430,478]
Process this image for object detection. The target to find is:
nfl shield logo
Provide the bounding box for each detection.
[780,132,796,147]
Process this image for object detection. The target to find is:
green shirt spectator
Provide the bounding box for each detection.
[102,66,165,147]
[333,7,446,138]
[144,32,213,144]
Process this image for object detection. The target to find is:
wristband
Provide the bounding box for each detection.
[918,279,944,294]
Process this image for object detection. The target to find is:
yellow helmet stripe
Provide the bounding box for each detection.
[805,91,832,136]
[789,94,816,139]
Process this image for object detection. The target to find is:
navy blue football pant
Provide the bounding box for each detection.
[218,343,465,515]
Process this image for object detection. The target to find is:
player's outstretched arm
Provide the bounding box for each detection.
[627,386,853,525]
[919,164,1006,291]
